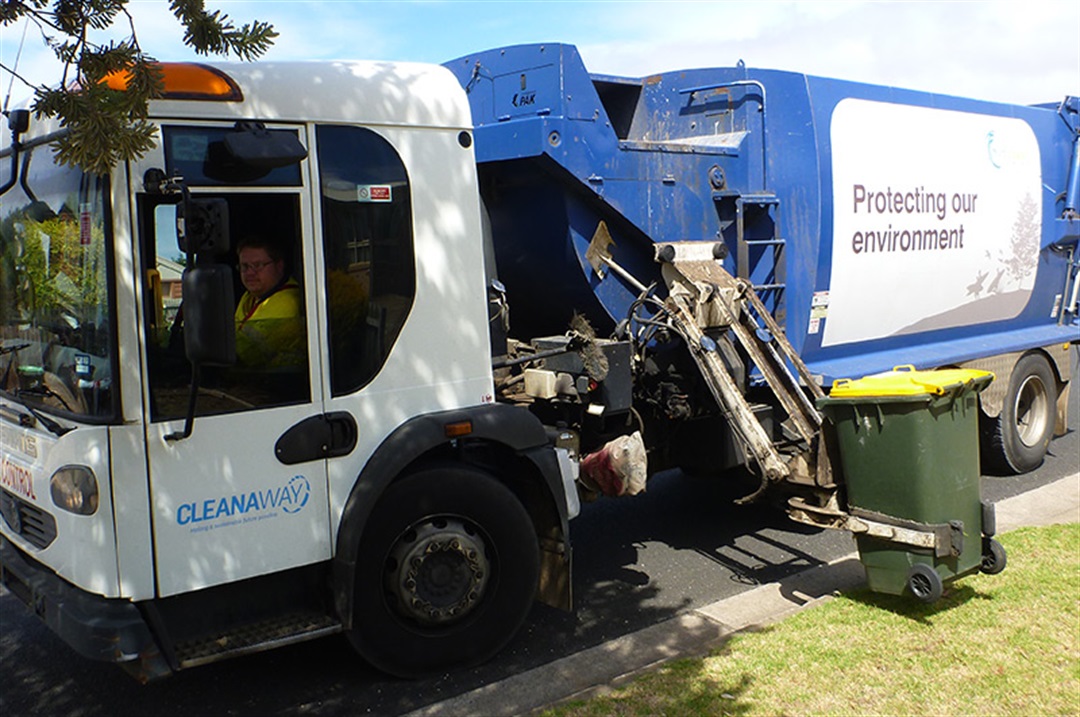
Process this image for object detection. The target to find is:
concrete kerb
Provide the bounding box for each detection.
[404,473,1080,717]
[995,471,1080,532]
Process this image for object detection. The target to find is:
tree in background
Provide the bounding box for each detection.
[1,0,276,175]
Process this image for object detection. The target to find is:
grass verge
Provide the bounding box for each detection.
[541,523,1080,717]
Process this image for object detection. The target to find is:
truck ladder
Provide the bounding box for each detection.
[713,191,786,323]
[655,241,830,495]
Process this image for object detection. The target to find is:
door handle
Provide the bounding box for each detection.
[275,412,357,465]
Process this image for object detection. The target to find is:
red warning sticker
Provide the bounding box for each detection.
[357,185,392,203]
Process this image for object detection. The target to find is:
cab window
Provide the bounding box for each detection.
[1,144,117,420]
[141,192,310,420]
[161,125,303,187]
[317,125,415,395]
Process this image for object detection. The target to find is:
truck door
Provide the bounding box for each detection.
[133,123,333,597]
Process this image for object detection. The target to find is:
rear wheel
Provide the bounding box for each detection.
[982,353,1057,474]
[347,465,539,677]
[981,538,1007,575]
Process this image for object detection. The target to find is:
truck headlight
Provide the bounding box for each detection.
[50,466,99,515]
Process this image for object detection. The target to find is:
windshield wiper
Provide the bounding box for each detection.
[1,342,30,389]
[6,386,77,437]
[17,384,74,412]
[1,343,77,437]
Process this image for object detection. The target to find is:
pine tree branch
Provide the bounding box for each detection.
[4,0,275,174]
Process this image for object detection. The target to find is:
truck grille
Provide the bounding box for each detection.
[0,489,57,549]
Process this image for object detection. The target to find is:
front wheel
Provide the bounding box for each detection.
[982,353,1058,475]
[907,564,944,603]
[347,466,539,678]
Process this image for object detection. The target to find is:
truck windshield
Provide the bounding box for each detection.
[0,143,117,421]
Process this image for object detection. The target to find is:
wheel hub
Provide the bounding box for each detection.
[911,573,932,596]
[1014,374,1049,447]
[387,518,490,625]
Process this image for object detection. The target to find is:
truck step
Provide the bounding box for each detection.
[175,612,341,669]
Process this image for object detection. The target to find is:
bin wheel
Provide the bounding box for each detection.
[981,353,1057,475]
[981,538,1007,575]
[907,564,943,603]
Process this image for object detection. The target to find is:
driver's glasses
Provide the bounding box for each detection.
[238,260,274,274]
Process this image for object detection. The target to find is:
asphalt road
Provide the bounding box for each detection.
[2,361,1077,716]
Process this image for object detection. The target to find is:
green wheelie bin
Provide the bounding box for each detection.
[818,366,1007,603]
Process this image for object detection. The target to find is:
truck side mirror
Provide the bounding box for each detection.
[178,197,230,255]
[182,264,236,366]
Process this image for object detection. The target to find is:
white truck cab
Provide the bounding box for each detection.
[1,61,575,679]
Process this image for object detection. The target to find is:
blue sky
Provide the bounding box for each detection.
[2,0,1078,109]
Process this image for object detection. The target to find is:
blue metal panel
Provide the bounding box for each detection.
[445,44,1079,380]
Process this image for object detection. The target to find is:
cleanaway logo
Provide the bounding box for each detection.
[176,475,311,532]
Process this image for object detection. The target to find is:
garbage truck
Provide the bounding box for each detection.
[1,42,1077,680]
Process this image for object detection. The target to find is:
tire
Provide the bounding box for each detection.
[981,538,1007,575]
[907,564,944,603]
[981,353,1057,475]
[347,465,539,678]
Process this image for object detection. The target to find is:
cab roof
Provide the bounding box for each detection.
[139,60,474,129]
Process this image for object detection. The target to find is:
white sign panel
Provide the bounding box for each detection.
[823,99,1042,347]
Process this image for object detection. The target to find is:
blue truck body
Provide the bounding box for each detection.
[444,43,1079,383]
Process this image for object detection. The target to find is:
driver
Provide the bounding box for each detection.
[234,237,304,368]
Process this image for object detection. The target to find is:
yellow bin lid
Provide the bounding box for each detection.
[829,365,994,398]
